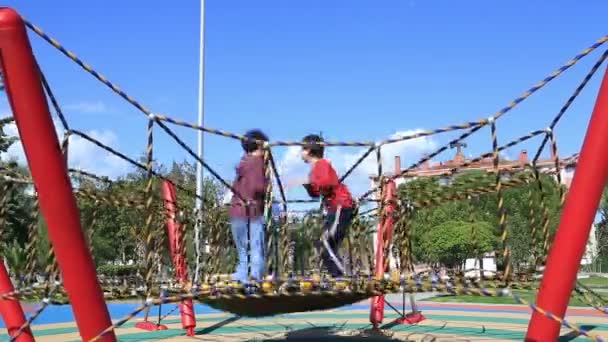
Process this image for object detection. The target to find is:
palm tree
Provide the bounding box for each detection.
[4,241,28,286]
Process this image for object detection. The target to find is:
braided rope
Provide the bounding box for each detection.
[344,226,354,276]
[574,284,608,315]
[0,182,13,241]
[530,166,551,269]
[38,65,69,131]
[85,200,101,262]
[548,132,566,206]
[176,210,188,284]
[533,49,608,162]
[509,291,605,342]
[490,121,511,284]
[491,37,608,121]
[23,196,40,283]
[263,149,275,275]
[208,212,224,275]
[361,124,486,201]
[142,118,156,299]
[44,248,59,285]
[456,129,546,171]
[525,179,539,272]
[340,146,376,183]
[8,284,60,342]
[468,194,482,279]
[413,174,532,209]
[381,196,397,274]
[395,206,412,274]
[350,214,362,275]
[279,216,291,276]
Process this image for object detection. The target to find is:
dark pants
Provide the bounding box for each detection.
[317,207,354,277]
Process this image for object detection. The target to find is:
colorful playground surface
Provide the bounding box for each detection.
[3,300,606,341]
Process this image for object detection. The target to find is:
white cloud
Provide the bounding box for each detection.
[275,129,439,198]
[3,117,129,179]
[64,101,108,114]
[277,146,305,179]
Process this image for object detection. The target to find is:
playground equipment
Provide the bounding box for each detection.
[0,6,607,342]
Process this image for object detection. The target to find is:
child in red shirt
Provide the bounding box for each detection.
[299,134,354,277]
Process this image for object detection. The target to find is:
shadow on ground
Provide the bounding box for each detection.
[254,326,410,341]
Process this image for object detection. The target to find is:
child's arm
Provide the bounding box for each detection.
[308,161,339,197]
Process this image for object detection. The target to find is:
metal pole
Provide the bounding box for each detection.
[0,258,34,342]
[194,0,205,284]
[525,66,608,341]
[0,8,115,341]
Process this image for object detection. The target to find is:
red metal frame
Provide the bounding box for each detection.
[525,67,608,340]
[369,180,396,328]
[161,181,196,336]
[0,259,34,342]
[369,180,425,328]
[0,8,115,341]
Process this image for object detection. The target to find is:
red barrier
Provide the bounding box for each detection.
[0,259,34,342]
[0,8,115,341]
[161,181,196,336]
[525,67,608,340]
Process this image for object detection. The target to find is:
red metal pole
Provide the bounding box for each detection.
[0,259,34,342]
[525,67,608,341]
[161,181,196,336]
[0,8,116,342]
[369,180,396,328]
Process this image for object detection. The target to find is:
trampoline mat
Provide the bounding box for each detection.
[200,291,373,317]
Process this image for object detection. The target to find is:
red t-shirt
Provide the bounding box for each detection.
[308,159,353,212]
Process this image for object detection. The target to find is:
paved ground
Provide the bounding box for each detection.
[2,299,607,341]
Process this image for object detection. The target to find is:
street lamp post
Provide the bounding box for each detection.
[194,0,205,284]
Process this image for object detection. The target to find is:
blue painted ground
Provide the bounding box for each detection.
[0,303,220,328]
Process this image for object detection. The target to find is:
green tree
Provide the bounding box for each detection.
[0,116,16,154]
[595,187,608,271]
[400,170,563,271]
[418,220,495,269]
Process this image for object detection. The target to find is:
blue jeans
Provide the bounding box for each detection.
[230,216,265,282]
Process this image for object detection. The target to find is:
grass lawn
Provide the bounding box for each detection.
[578,276,608,288]
[425,290,588,306]
[425,276,606,305]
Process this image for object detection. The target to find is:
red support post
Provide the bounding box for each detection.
[369,180,396,328]
[525,67,608,340]
[0,259,34,342]
[0,8,116,342]
[161,181,196,336]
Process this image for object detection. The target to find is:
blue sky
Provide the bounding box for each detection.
[2,0,608,204]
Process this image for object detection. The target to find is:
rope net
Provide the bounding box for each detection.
[0,14,607,342]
